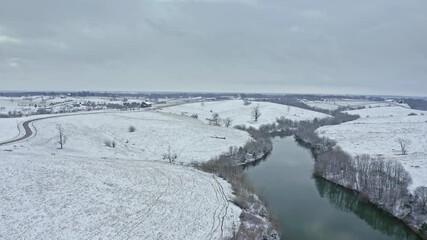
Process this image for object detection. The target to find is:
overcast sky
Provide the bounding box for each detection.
[0,0,426,96]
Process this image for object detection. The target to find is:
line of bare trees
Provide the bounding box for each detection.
[280,112,416,201]
[315,151,412,208]
[193,125,278,239]
[280,110,426,235]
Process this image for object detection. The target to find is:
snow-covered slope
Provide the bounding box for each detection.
[0,118,21,142]
[0,110,247,239]
[10,111,250,164]
[302,100,340,111]
[0,152,241,239]
[303,98,413,112]
[303,99,396,111]
[318,106,427,189]
[161,100,330,128]
[344,106,422,118]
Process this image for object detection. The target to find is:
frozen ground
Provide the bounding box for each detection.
[0,111,117,143]
[0,152,241,239]
[0,118,21,142]
[303,98,412,112]
[317,105,427,189]
[302,99,397,111]
[161,100,330,128]
[302,100,341,111]
[4,111,251,164]
[0,110,247,239]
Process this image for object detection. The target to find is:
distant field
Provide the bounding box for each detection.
[318,105,427,189]
[161,100,330,128]
[302,99,398,111]
[0,95,161,116]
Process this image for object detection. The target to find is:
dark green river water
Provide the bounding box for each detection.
[244,137,422,240]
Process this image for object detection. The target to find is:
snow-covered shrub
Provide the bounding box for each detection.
[128,125,136,132]
[104,140,116,148]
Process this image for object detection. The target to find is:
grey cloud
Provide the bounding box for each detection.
[0,0,426,96]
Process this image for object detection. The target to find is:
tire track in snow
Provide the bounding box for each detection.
[109,165,168,239]
[209,175,229,239]
[204,174,221,240]
[120,167,171,240]
[136,167,191,240]
[213,175,230,238]
[86,164,158,239]
[130,168,183,239]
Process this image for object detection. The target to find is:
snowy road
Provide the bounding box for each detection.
[0,117,34,145]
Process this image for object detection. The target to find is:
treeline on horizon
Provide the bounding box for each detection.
[0,91,426,111]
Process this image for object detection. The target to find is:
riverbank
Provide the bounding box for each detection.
[194,154,280,240]
[196,102,426,239]
[294,135,427,240]
[245,136,424,240]
[193,128,280,239]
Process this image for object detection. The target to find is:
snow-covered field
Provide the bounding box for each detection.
[0,118,21,142]
[0,152,241,239]
[302,99,394,111]
[302,100,341,111]
[317,105,427,189]
[161,100,330,128]
[0,111,118,144]
[4,111,250,164]
[0,110,248,239]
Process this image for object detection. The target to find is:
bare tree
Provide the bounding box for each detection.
[396,138,411,155]
[251,105,262,122]
[223,117,233,127]
[162,145,177,163]
[57,124,67,149]
[415,186,427,213]
[211,113,221,126]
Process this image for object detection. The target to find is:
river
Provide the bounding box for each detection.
[244,137,422,240]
